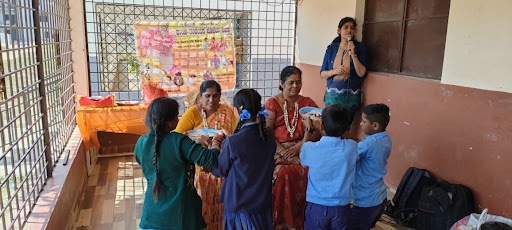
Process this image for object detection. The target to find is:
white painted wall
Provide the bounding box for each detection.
[295,0,357,66]
[441,0,512,93]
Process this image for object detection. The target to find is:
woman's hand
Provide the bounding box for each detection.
[218,129,230,137]
[282,143,301,159]
[333,65,350,80]
[348,41,356,56]
[287,156,300,165]
[185,131,211,147]
[348,41,367,77]
[332,66,343,76]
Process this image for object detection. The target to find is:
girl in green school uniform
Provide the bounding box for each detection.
[135,97,225,230]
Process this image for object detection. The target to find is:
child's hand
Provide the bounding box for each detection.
[194,135,212,148]
[311,117,322,131]
[211,132,226,149]
[304,118,322,142]
[305,117,313,127]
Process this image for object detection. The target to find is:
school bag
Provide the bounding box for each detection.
[416,179,474,230]
[385,167,435,227]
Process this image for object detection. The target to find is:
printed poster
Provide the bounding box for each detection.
[134,20,236,96]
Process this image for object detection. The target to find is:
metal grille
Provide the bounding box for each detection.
[85,0,297,108]
[0,0,74,229]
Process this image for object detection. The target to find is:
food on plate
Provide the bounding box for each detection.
[307,111,321,118]
[299,107,323,120]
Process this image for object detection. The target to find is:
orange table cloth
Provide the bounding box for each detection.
[76,106,148,151]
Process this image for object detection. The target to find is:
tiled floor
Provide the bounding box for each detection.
[73,155,145,230]
[72,155,412,230]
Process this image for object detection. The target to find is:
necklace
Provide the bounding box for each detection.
[283,99,299,138]
[201,108,208,129]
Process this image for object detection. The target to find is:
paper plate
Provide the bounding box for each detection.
[299,107,322,120]
[188,129,219,138]
[117,101,140,106]
[89,96,104,101]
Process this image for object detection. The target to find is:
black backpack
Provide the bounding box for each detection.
[416,180,474,230]
[386,167,435,227]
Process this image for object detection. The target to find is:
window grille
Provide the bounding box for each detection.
[84,0,297,110]
[0,0,74,229]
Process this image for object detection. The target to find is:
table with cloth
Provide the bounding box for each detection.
[76,105,148,174]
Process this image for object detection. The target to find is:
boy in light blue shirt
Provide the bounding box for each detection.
[350,103,392,230]
[300,104,358,230]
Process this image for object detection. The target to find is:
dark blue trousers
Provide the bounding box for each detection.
[304,202,351,230]
[349,199,387,230]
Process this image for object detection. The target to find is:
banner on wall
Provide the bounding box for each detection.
[134,20,236,96]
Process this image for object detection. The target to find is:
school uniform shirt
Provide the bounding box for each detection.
[353,131,392,207]
[212,122,276,214]
[135,130,219,230]
[300,136,358,206]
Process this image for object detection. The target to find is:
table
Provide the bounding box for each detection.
[76,105,148,175]
[76,105,148,151]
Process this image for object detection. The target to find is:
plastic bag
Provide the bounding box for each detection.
[451,209,512,230]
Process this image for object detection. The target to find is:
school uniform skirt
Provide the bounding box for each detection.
[223,210,272,230]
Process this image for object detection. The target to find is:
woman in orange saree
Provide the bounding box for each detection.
[175,80,237,230]
[265,66,318,230]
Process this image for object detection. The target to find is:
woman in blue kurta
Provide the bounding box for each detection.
[320,17,368,120]
[212,88,276,230]
[135,97,225,230]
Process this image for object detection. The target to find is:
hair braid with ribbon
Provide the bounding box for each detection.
[233,89,269,141]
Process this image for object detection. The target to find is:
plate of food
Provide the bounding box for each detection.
[187,129,220,138]
[299,107,322,120]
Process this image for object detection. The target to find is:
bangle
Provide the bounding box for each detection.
[352,55,358,58]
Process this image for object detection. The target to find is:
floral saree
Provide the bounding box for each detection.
[265,96,318,230]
